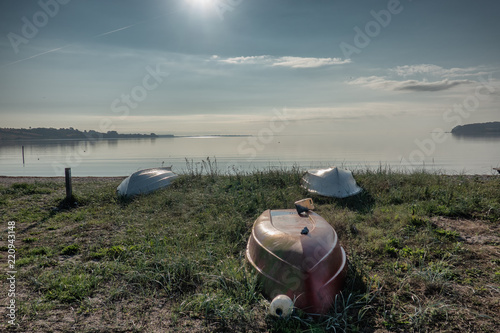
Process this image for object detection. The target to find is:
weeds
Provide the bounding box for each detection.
[60,243,79,255]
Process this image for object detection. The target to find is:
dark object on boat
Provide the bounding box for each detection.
[246,208,347,314]
[295,204,310,215]
[294,198,315,215]
[494,168,500,174]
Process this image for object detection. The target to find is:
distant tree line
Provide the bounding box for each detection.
[451,122,500,136]
[0,127,161,140]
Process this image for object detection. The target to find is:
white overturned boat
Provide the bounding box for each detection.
[117,167,178,197]
[302,167,362,198]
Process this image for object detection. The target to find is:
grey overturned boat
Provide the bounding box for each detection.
[246,200,347,314]
[117,167,178,197]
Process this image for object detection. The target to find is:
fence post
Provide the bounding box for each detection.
[65,168,72,200]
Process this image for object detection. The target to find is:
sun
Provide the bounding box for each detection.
[184,0,227,18]
[186,0,215,9]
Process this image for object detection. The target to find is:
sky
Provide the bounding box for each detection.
[0,0,499,136]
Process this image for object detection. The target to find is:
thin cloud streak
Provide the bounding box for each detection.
[271,56,351,68]
[87,103,412,125]
[390,64,493,79]
[396,79,472,92]
[214,55,351,68]
[349,76,473,92]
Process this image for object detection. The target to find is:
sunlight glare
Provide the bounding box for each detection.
[186,0,214,9]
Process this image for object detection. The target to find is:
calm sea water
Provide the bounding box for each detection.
[0,133,499,176]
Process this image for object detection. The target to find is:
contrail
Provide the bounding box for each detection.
[0,8,181,70]
[93,13,166,38]
[94,25,136,38]
[0,44,74,68]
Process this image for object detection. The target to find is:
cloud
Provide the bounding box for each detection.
[391,64,444,76]
[396,79,472,91]
[271,56,351,68]
[349,76,473,92]
[391,64,492,78]
[86,103,410,128]
[216,55,270,65]
[277,104,409,120]
[214,55,351,68]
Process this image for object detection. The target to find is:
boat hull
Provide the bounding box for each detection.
[117,167,177,197]
[246,209,347,314]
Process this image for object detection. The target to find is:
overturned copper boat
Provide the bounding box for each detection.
[246,205,347,314]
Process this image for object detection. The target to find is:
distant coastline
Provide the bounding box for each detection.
[451,121,500,137]
[0,127,252,141]
[0,127,171,141]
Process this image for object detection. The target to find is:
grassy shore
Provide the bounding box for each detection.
[0,167,499,332]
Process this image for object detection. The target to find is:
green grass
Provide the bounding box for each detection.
[60,243,80,255]
[0,166,499,332]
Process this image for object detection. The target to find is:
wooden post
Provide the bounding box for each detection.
[65,168,72,200]
[22,145,25,165]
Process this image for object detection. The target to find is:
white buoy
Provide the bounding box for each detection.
[269,294,294,318]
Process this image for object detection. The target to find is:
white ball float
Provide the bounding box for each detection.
[269,294,294,318]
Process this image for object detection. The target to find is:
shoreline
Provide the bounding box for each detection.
[0,176,126,185]
[1,173,497,186]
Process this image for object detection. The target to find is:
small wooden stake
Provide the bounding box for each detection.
[65,168,72,200]
[22,145,25,165]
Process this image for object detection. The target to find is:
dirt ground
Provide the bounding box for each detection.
[432,216,500,245]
